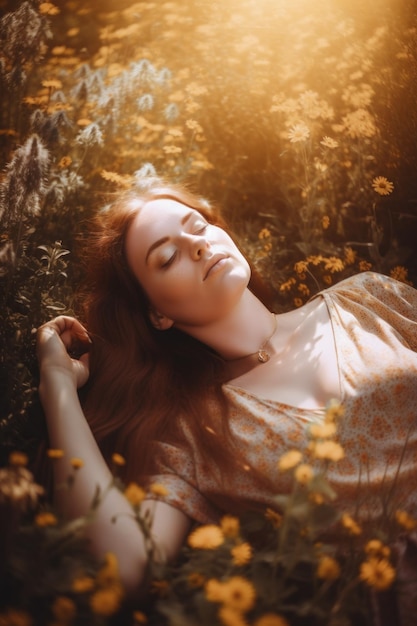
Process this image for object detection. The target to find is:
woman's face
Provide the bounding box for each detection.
[125,198,251,328]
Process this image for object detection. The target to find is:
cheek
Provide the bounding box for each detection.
[145,270,197,310]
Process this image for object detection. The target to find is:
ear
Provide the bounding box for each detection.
[149,308,174,331]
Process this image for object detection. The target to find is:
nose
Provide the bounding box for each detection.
[189,233,209,261]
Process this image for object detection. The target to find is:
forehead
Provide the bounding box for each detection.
[125,198,195,268]
[133,197,193,229]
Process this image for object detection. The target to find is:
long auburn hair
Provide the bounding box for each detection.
[79,178,273,485]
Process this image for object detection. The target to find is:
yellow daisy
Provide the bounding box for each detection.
[188,524,224,549]
[124,482,146,506]
[221,515,240,537]
[231,542,253,566]
[359,558,396,591]
[316,555,341,580]
[221,576,256,612]
[372,176,394,196]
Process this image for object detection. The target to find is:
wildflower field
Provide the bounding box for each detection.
[1,0,417,624]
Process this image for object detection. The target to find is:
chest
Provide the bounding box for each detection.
[228,298,340,409]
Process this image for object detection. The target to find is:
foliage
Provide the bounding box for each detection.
[0,0,417,623]
[1,406,415,625]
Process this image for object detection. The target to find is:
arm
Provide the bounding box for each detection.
[37,316,191,595]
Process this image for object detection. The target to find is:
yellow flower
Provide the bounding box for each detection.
[186,119,203,133]
[124,482,146,506]
[39,3,60,15]
[231,542,252,566]
[287,122,310,143]
[133,611,148,624]
[365,540,391,559]
[111,453,126,467]
[265,508,283,528]
[395,509,417,531]
[298,283,310,296]
[100,170,131,187]
[254,614,290,626]
[309,422,337,439]
[149,483,169,497]
[324,256,344,273]
[52,596,76,622]
[359,261,373,272]
[35,512,58,527]
[359,558,396,591]
[279,278,296,293]
[323,275,332,286]
[221,515,240,537]
[188,524,224,549]
[312,440,345,462]
[294,260,309,274]
[390,266,410,284]
[218,606,249,626]
[9,452,28,467]
[90,585,124,616]
[294,297,303,308]
[47,448,64,459]
[205,578,226,603]
[221,576,256,612]
[277,449,303,471]
[71,457,84,469]
[372,176,394,196]
[58,156,72,168]
[294,463,314,485]
[320,136,338,149]
[0,466,43,512]
[258,228,271,240]
[341,513,362,535]
[344,246,357,265]
[321,215,330,229]
[316,555,341,580]
[72,575,95,593]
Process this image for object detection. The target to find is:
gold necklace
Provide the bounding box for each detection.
[257,313,277,362]
[229,313,277,363]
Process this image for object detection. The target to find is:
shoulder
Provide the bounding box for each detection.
[319,271,415,300]
[316,271,417,325]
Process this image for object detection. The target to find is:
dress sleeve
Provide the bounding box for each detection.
[145,440,222,525]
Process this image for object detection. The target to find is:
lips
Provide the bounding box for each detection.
[203,254,228,280]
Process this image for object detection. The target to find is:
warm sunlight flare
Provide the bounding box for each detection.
[1,0,416,624]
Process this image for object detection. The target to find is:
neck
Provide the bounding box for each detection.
[176,289,275,361]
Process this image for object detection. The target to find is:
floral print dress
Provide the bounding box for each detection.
[149,272,417,525]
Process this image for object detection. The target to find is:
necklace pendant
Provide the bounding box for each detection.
[258,349,270,363]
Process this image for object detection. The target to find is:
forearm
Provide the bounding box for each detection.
[39,370,149,593]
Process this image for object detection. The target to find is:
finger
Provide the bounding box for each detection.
[38,316,91,350]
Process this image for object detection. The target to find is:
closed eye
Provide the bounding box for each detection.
[193,222,208,234]
[161,251,177,268]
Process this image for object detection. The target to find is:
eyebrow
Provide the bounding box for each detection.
[145,211,195,264]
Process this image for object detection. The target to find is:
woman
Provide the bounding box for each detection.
[37,177,417,596]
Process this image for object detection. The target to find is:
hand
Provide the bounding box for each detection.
[37,316,91,389]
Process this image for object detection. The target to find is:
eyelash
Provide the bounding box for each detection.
[160,223,209,269]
